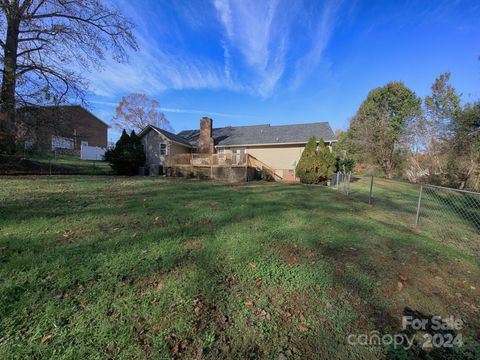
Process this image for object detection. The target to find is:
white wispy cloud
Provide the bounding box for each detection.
[213,0,288,97]
[88,0,241,97]
[88,34,239,97]
[290,0,343,90]
[213,0,342,97]
[87,0,344,99]
[90,100,251,119]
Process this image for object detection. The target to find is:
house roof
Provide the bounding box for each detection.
[177,122,336,147]
[139,125,193,147]
[18,105,110,128]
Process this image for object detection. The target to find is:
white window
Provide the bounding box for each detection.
[160,143,167,155]
[218,148,225,154]
[232,148,246,154]
[52,136,74,150]
[24,139,34,149]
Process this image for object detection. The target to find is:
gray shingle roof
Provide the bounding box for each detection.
[140,125,193,147]
[177,122,336,147]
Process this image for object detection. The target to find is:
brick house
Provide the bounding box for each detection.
[139,117,336,181]
[17,105,109,151]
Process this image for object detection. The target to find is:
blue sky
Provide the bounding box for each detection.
[87,0,480,142]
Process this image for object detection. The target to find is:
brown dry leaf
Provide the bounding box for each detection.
[248,263,257,269]
[244,300,254,309]
[398,274,408,282]
[255,279,262,286]
[397,282,404,291]
[297,323,308,332]
[41,334,53,343]
[386,287,394,298]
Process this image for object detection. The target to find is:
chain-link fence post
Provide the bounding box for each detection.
[415,183,423,227]
[369,175,374,204]
[347,172,351,196]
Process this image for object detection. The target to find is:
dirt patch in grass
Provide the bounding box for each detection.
[271,242,322,265]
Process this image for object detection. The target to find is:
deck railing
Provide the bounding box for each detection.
[164,153,295,181]
[165,153,247,167]
[247,154,283,181]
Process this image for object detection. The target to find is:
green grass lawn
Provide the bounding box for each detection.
[1,153,111,175]
[0,176,479,359]
[348,176,480,257]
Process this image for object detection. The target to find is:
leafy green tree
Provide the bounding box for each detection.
[424,72,461,140]
[349,81,422,178]
[332,129,354,159]
[447,101,480,190]
[296,136,336,184]
[104,130,145,175]
[335,157,355,173]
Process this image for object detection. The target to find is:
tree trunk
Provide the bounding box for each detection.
[458,160,476,190]
[0,14,20,148]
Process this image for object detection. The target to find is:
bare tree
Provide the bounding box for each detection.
[0,0,137,146]
[112,93,171,133]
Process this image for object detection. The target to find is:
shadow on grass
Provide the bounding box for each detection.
[1,177,478,358]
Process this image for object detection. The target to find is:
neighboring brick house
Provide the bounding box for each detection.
[17,105,108,151]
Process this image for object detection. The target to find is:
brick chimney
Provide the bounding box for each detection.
[197,117,214,154]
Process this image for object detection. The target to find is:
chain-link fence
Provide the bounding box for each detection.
[332,173,480,256]
[418,184,480,256]
[0,150,111,175]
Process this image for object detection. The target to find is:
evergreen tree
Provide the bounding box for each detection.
[104,130,145,175]
[317,138,337,180]
[296,137,336,184]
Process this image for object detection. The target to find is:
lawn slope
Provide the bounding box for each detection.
[0,177,478,359]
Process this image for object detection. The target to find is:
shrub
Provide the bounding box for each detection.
[296,136,336,184]
[259,168,273,181]
[104,130,145,175]
[335,157,356,173]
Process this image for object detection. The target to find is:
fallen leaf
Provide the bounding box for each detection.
[248,263,257,269]
[397,282,404,291]
[386,287,394,298]
[255,279,262,286]
[470,286,476,290]
[41,334,53,343]
[398,274,408,282]
[297,323,308,332]
[244,300,254,309]
[359,318,367,327]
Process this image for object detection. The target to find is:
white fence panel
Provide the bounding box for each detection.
[81,145,106,161]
